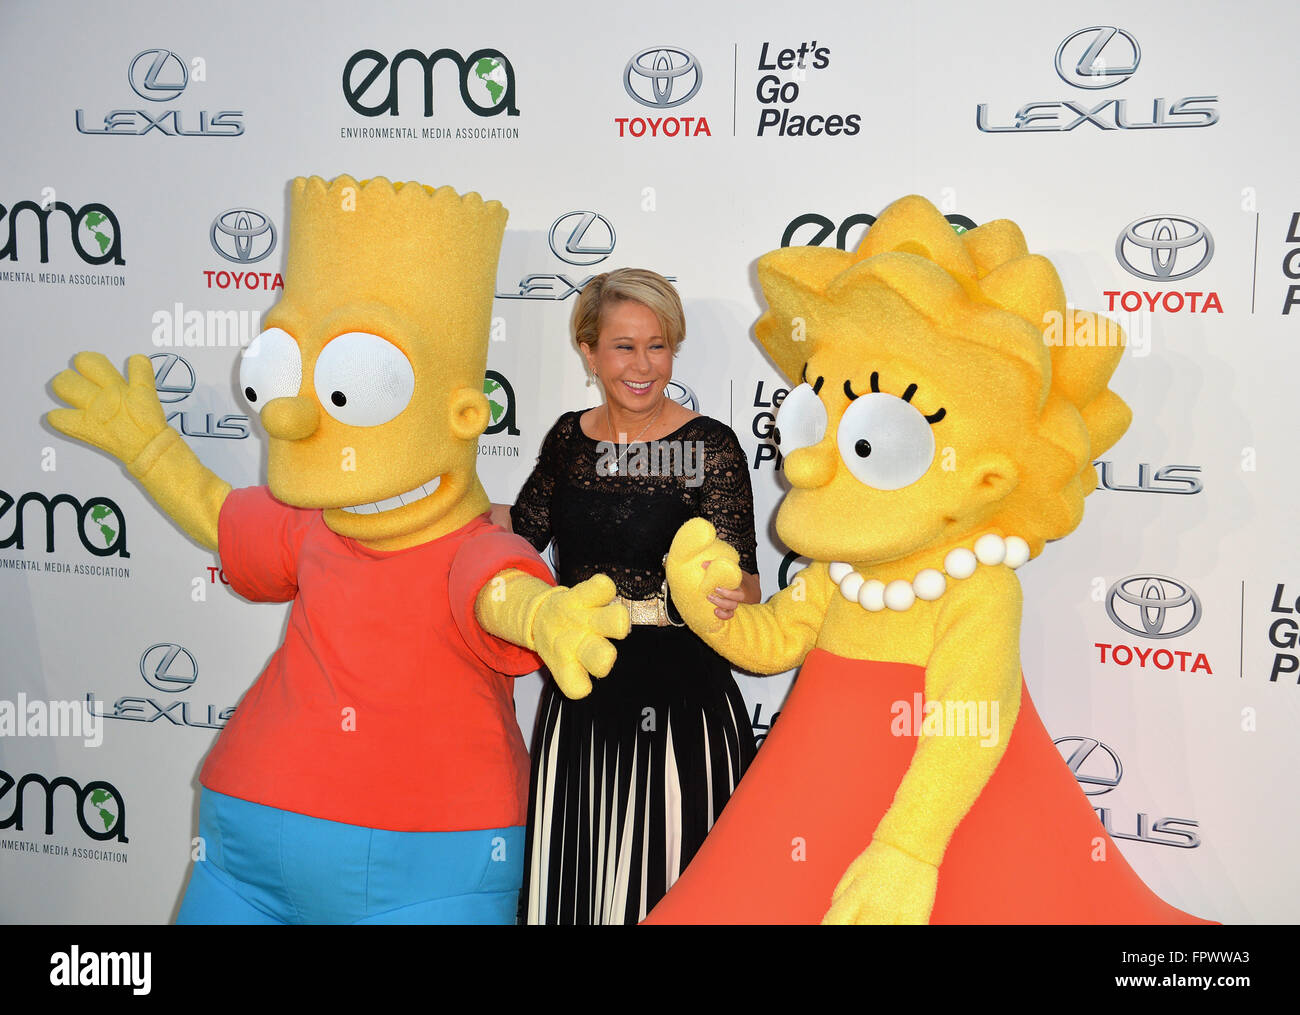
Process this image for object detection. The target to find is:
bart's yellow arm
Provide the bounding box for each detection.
[47,353,231,551]
[476,569,631,700]
[823,564,1023,924]
[664,517,830,674]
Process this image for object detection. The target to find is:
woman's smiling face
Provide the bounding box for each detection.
[583,299,674,421]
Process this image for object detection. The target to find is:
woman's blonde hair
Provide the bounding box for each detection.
[571,268,686,355]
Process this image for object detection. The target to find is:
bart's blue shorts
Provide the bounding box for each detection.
[176,788,523,924]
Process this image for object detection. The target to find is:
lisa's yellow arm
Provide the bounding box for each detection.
[664,517,830,674]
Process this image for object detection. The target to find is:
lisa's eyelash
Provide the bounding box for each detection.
[800,362,825,395]
[844,371,947,425]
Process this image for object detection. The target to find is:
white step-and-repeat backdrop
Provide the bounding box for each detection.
[2,0,1296,923]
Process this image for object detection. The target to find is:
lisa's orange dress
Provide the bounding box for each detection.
[645,649,1211,924]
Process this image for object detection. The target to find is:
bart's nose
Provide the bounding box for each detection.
[261,396,319,441]
[783,440,836,489]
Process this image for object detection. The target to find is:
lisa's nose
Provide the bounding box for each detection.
[783,439,836,489]
[261,396,319,441]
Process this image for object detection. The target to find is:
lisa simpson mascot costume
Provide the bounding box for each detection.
[648,195,1211,925]
[46,176,628,924]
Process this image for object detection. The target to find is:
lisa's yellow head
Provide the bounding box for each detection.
[239,175,507,544]
[757,195,1131,567]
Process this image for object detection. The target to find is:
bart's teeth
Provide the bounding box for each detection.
[340,476,441,515]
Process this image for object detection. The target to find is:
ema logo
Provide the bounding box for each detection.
[1095,574,1212,675]
[76,48,244,137]
[1105,215,1221,315]
[977,26,1218,133]
[0,199,124,266]
[616,46,711,138]
[0,490,128,558]
[1054,736,1199,847]
[0,770,128,842]
[343,48,518,117]
[780,212,977,250]
[483,370,519,437]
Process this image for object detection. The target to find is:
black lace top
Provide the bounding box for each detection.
[511,410,760,600]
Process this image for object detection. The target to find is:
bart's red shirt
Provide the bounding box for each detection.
[200,486,552,832]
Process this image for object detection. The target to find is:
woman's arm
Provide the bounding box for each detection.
[488,503,513,532]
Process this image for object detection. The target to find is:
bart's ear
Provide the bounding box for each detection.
[965,453,1019,510]
[448,387,490,441]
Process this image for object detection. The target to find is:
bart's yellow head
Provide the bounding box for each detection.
[239,175,506,545]
[757,195,1131,567]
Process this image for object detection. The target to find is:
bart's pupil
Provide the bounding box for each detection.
[244,386,257,402]
[773,426,782,446]
[855,439,871,458]
[331,391,347,407]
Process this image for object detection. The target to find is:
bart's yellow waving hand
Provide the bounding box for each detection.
[47,176,628,925]
[646,195,1211,925]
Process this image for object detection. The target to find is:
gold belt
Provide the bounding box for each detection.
[613,585,685,627]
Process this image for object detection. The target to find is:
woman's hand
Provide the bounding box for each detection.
[704,564,759,620]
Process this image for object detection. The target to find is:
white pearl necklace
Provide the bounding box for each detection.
[828,534,1031,612]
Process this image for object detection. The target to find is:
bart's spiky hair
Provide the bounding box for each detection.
[755,195,1131,557]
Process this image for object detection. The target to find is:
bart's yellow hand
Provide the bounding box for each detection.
[48,353,168,464]
[530,575,631,700]
[665,518,743,636]
[822,840,939,925]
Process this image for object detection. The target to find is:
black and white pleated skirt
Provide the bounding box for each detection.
[520,624,757,925]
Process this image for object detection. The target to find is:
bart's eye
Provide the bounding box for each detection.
[836,393,935,490]
[239,327,302,408]
[314,332,415,427]
[772,382,828,452]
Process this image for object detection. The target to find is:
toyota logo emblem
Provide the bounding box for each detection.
[623,47,702,109]
[1116,216,1214,282]
[1054,736,1123,795]
[548,211,616,266]
[210,208,277,264]
[1105,575,1203,640]
[666,380,698,411]
[128,48,189,102]
[1055,27,1141,90]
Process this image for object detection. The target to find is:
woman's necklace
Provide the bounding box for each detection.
[605,396,665,475]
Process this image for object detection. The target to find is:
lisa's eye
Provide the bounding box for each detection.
[239,328,302,408]
[772,382,828,452]
[314,332,415,427]
[836,393,935,490]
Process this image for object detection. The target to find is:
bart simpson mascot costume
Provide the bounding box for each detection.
[47,176,628,924]
[649,195,1211,924]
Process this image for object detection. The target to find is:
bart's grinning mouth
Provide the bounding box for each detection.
[339,476,441,514]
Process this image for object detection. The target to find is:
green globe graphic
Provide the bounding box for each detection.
[82,504,120,549]
[484,377,508,425]
[79,211,116,257]
[470,57,508,108]
[82,788,118,833]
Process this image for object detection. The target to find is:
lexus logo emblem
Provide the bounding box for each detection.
[210,208,277,264]
[1116,216,1214,282]
[1054,736,1123,795]
[149,353,196,404]
[1105,575,1203,640]
[623,47,702,109]
[128,48,189,102]
[139,643,198,693]
[1055,27,1141,90]
[548,211,616,266]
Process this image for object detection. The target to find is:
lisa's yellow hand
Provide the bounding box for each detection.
[48,353,168,465]
[531,574,631,700]
[822,840,939,925]
[665,518,742,636]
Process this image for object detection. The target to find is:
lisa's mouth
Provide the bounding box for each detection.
[339,476,441,515]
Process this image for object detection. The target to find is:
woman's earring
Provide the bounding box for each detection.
[585,371,596,388]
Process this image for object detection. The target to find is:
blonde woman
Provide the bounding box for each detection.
[501,268,760,924]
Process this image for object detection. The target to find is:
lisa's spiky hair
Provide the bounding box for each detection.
[755,195,1131,557]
